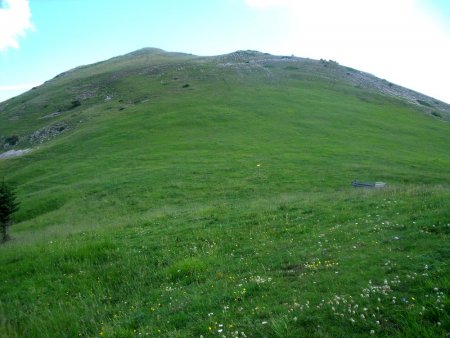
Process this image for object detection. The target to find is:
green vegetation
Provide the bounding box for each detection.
[417,99,432,108]
[4,135,19,147]
[431,111,442,118]
[0,49,449,337]
[0,179,19,242]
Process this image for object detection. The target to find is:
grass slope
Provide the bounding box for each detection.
[0,49,449,337]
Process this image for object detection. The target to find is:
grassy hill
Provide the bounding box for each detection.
[0,49,449,337]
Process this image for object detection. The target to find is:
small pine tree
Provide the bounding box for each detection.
[0,180,19,243]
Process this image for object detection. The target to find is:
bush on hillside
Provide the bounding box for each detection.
[4,135,19,147]
[0,180,19,243]
[70,100,81,109]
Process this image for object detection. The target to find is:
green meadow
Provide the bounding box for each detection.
[0,49,449,337]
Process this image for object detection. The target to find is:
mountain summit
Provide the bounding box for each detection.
[2,49,449,139]
[0,48,449,337]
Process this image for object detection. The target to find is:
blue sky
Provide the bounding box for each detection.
[1,0,449,103]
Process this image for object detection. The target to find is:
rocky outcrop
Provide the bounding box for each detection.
[0,149,31,159]
[29,122,69,145]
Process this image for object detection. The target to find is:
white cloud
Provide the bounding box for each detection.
[244,0,450,103]
[0,0,33,50]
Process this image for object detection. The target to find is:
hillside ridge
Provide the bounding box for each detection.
[0,47,449,153]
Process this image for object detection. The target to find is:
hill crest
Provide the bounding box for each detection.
[0,47,449,153]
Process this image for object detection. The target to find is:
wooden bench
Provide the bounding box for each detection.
[352,181,386,188]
